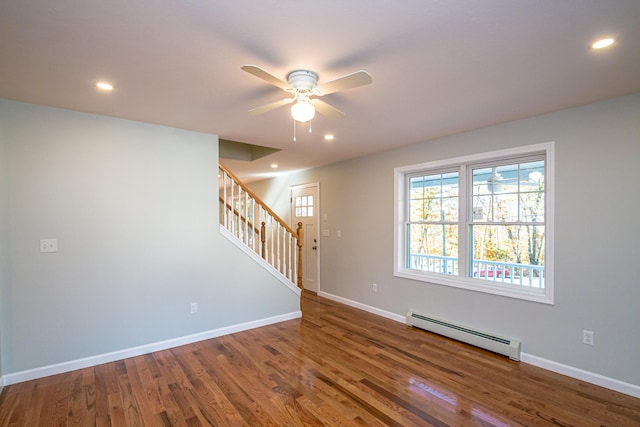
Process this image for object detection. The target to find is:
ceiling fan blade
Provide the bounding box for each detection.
[241,65,290,91]
[311,99,344,119]
[316,70,372,95]
[248,98,294,115]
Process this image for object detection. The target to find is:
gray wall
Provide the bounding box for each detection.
[0,110,8,383]
[250,93,640,387]
[0,100,299,375]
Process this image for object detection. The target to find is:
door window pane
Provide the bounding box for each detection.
[295,195,314,218]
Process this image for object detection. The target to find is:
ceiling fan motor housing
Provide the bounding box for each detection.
[287,70,318,91]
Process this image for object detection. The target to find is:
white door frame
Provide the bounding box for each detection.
[290,182,320,293]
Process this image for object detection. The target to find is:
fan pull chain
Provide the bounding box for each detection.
[293,119,296,141]
[292,119,312,141]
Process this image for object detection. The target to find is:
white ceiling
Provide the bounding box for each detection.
[2,1,639,181]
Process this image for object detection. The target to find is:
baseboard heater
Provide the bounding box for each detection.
[406,310,521,361]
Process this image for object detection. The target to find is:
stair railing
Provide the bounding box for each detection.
[219,164,304,292]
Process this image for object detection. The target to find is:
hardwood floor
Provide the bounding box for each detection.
[1,292,639,426]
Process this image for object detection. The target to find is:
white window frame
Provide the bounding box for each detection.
[394,142,554,304]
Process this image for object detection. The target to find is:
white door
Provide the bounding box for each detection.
[290,183,320,293]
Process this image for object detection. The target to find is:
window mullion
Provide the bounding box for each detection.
[458,165,468,278]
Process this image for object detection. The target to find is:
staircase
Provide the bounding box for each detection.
[218,164,304,297]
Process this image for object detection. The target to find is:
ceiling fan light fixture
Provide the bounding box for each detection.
[291,100,315,123]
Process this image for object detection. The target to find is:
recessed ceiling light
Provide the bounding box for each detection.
[324,134,335,141]
[96,82,113,91]
[270,164,278,169]
[591,38,615,50]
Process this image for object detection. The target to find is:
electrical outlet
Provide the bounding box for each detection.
[40,238,58,253]
[190,303,198,314]
[583,330,594,345]
[372,283,377,292]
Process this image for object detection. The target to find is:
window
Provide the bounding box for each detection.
[407,171,459,275]
[395,142,554,304]
[295,195,314,218]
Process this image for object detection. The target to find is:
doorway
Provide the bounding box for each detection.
[290,183,320,293]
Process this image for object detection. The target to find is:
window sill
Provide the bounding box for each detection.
[394,269,554,305]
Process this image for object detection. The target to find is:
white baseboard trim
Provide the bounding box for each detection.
[2,310,301,386]
[319,291,640,399]
[318,291,406,323]
[521,353,640,399]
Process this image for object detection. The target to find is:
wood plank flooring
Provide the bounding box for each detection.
[1,292,639,426]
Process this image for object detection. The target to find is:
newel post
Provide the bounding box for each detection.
[296,222,304,292]
[260,221,266,259]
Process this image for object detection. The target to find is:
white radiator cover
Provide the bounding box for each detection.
[406,310,521,361]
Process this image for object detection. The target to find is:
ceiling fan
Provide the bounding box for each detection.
[241,65,372,123]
